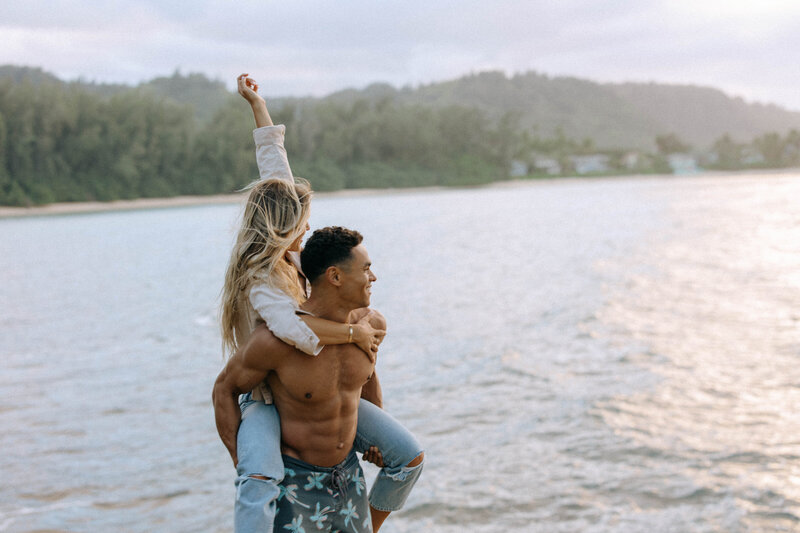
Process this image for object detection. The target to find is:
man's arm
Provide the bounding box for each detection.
[361,370,383,408]
[212,326,284,466]
[356,309,387,408]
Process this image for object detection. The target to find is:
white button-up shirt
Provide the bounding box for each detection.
[245,125,322,403]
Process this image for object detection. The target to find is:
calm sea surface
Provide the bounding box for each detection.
[1,173,799,532]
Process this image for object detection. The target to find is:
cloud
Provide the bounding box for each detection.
[1,0,798,109]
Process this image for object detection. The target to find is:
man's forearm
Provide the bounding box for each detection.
[212,377,242,466]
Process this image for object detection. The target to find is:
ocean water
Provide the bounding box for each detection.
[1,173,799,532]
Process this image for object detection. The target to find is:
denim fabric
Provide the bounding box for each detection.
[235,396,283,533]
[354,399,424,512]
[234,394,423,531]
[276,451,372,533]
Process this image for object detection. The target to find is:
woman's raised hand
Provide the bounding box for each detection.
[237,73,265,106]
[237,73,273,127]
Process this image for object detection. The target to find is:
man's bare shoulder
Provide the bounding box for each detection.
[367,309,386,330]
[349,308,387,330]
[240,324,297,369]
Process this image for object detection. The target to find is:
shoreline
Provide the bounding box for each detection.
[0,186,452,219]
[1,169,797,219]
[0,193,245,218]
[0,182,462,220]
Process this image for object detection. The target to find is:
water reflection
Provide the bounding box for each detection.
[596,175,800,531]
[1,174,799,532]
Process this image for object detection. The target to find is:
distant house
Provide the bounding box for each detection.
[667,153,699,174]
[509,160,529,177]
[622,151,641,170]
[741,147,765,166]
[532,156,562,175]
[570,154,610,174]
[783,143,800,163]
[703,151,720,166]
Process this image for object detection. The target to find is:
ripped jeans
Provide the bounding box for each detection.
[235,394,424,533]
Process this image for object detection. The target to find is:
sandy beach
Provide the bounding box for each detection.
[0,186,454,219]
[0,176,658,219]
[4,169,792,219]
[0,190,402,218]
[0,194,248,218]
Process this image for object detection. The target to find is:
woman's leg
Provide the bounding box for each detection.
[234,393,284,533]
[354,399,425,530]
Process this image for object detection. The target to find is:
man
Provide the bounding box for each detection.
[213,227,423,532]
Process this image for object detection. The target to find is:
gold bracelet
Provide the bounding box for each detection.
[347,324,353,343]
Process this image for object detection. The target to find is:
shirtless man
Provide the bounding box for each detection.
[213,226,422,532]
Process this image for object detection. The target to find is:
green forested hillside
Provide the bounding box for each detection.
[139,72,232,122]
[388,71,800,149]
[607,83,800,148]
[308,71,800,149]
[0,66,63,85]
[1,65,799,206]
[399,72,658,149]
[0,68,516,205]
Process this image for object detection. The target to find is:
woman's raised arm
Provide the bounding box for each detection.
[237,73,272,128]
[238,73,294,182]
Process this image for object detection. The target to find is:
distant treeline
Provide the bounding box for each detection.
[707,131,800,170]
[2,68,800,206]
[0,78,520,206]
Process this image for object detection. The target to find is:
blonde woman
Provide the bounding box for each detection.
[218,74,424,533]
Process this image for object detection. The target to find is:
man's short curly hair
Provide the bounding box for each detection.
[300,226,364,283]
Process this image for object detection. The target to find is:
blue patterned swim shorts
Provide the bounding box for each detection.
[275,450,372,532]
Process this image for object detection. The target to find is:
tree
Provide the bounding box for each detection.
[655,133,690,155]
[753,132,784,167]
[711,134,743,169]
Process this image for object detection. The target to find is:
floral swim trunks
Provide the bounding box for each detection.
[275,450,372,532]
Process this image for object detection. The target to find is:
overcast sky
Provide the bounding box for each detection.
[2,0,799,110]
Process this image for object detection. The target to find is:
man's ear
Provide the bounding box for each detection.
[325,265,342,287]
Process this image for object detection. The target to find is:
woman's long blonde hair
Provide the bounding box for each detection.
[221,177,312,357]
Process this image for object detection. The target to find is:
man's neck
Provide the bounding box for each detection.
[301,287,352,323]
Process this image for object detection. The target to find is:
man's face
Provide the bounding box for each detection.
[338,244,377,308]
